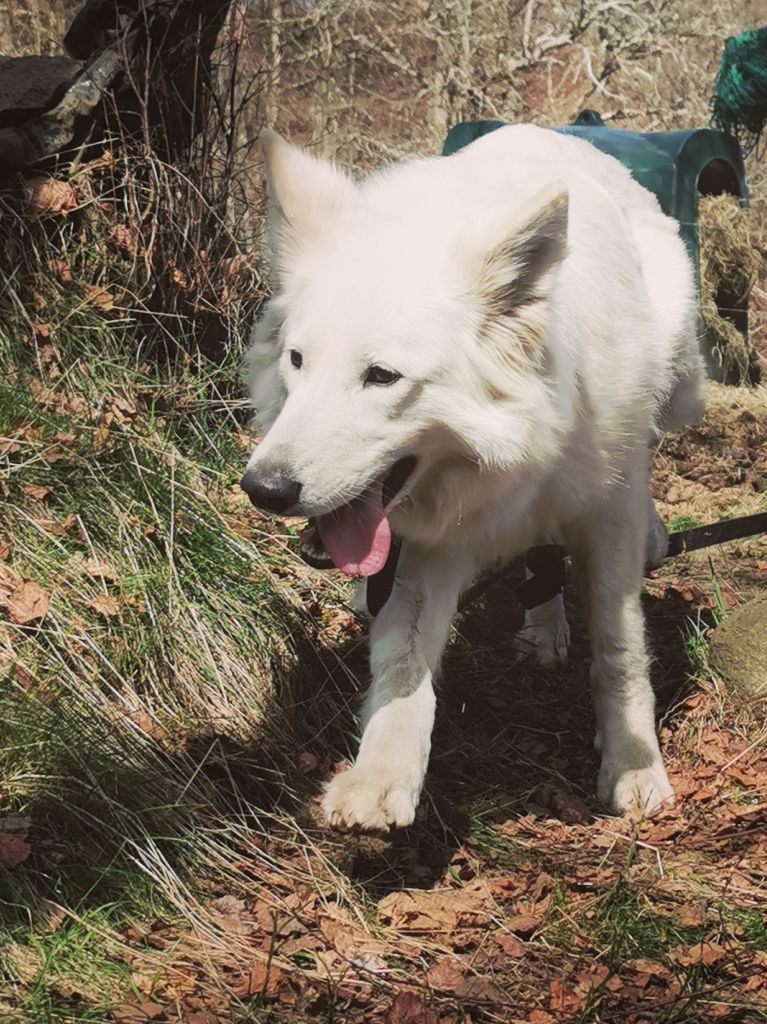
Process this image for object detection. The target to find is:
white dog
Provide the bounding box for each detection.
[241,125,704,830]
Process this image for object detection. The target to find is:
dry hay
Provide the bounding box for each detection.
[698,193,766,379]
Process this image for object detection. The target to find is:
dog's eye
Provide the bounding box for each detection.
[364,365,402,387]
[289,349,302,369]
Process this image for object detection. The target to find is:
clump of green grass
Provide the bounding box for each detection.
[592,876,707,965]
[668,514,703,533]
[683,616,711,677]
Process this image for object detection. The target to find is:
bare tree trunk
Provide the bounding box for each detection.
[428,0,473,140]
[266,0,282,127]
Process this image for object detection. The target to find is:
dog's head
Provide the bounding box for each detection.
[242,130,570,575]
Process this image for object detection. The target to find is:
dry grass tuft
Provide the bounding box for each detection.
[699,195,766,380]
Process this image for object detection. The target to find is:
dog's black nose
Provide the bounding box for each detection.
[240,470,302,513]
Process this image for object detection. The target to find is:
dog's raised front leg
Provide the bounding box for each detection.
[568,458,674,818]
[323,548,471,830]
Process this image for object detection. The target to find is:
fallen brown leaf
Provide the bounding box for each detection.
[453,975,510,1004]
[528,1012,556,1024]
[573,964,611,995]
[41,444,69,465]
[743,972,767,992]
[14,663,34,687]
[549,977,582,1013]
[670,941,729,967]
[206,894,252,935]
[6,579,50,624]
[0,815,31,868]
[82,557,117,581]
[113,1003,165,1023]
[112,1008,144,1024]
[386,989,437,1024]
[83,283,116,310]
[0,833,31,868]
[38,514,83,540]
[624,957,671,978]
[88,594,120,618]
[644,820,684,843]
[234,960,286,998]
[425,958,464,992]
[109,223,138,253]
[727,765,761,788]
[0,439,21,457]
[93,415,112,451]
[81,149,114,173]
[378,889,458,934]
[47,258,73,284]
[37,344,58,367]
[487,875,527,900]
[497,932,526,957]
[25,177,77,215]
[505,914,542,938]
[728,801,767,819]
[110,393,137,422]
[21,485,51,502]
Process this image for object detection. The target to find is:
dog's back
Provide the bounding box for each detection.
[365,124,704,439]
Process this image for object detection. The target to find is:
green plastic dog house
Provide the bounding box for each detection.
[442,110,749,380]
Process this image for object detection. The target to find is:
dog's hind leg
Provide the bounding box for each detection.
[567,454,674,818]
[322,546,473,830]
[514,589,570,666]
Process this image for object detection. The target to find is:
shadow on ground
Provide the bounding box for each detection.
[201,567,705,898]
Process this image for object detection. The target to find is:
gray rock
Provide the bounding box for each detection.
[710,596,767,699]
[0,0,234,176]
[0,49,122,175]
[0,56,81,128]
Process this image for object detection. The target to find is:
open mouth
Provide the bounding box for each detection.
[298,456,416,577]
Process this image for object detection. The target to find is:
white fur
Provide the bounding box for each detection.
[245,126,703,828]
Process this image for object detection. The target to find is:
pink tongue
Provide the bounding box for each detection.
[317,480,391,577]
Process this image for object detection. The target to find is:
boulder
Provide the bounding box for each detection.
[0,0,235,177]
[709,596,767,699]
[0,55,81,128]
[0,49,122,176]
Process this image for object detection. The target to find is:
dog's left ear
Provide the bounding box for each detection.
[476,182,568,318]
[260,129,355,280]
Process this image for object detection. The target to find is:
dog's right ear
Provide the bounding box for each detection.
[260,129,355,281]
[476,182,569,320]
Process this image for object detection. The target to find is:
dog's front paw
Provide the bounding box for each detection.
[322,764,422,830]
[598,760,674,818]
